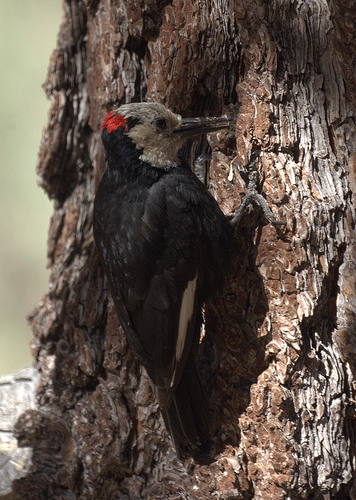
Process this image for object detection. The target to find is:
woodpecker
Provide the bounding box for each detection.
[93,102,234,449]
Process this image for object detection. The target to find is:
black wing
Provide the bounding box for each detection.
[94,165,231,445]
[94,168,205,407]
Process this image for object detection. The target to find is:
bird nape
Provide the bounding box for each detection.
[93,102,278,451]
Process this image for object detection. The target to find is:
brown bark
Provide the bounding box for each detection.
[11,0,356,498]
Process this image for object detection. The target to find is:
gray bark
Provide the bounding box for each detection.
[6,0,356,498]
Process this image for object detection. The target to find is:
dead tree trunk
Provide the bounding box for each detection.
[12,0,356,498]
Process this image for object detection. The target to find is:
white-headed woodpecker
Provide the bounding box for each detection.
[93,102,235,449]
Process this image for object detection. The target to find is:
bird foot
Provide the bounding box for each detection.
[230,150,285,227]
[194,154,212,184]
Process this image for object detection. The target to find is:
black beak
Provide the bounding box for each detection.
[173,116,233,138]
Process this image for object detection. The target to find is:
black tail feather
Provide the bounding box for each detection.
[162,356,210,449]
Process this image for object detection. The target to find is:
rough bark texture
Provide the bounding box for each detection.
[10,0,356,498]
[0,368,38,498]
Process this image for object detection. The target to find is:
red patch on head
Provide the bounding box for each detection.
[101,111,127,133]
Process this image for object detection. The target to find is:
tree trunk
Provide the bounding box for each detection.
[11,0,356,498]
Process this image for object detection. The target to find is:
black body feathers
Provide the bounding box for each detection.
[93,105,232,448]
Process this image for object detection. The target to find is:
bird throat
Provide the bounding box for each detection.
[126,123,183,169]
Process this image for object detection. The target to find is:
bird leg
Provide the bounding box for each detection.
[230,150,285,227]
[194,153,212,184]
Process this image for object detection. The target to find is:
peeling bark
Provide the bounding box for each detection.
[10,0,356,498]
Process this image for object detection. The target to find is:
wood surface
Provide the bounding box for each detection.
[7,0,356,498]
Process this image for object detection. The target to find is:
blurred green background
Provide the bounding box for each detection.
[0,1,63,376]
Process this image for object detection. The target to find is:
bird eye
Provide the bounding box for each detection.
[153,118,167,130]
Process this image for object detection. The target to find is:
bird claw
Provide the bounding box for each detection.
[195,154,212,184]
[231,151,285,227]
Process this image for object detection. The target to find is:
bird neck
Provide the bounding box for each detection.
[104,143,166,185]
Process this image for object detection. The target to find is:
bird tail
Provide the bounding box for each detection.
[162,355,210,449]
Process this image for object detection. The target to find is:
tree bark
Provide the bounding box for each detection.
[11,0,356,498]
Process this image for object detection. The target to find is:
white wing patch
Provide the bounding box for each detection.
[170,275,198,388]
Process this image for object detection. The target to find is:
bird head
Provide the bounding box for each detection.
[101,102,232,169]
